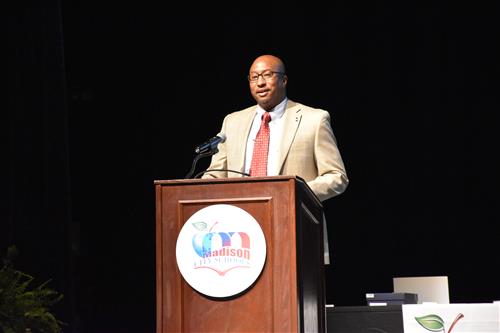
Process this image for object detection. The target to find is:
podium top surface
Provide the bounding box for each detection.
[154,175,322,207]
[154,175,296,185]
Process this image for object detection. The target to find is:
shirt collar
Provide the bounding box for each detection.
[255,98,288,121]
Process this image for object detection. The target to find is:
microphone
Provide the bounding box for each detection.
[194,133,226,154]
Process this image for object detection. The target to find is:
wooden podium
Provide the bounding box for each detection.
[155,176,326,333]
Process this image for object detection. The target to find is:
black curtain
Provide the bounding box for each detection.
[6,3,500,333]
[6,0,77,328]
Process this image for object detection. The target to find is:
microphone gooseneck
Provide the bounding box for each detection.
[185,150,216,179]
[185,133,227,179]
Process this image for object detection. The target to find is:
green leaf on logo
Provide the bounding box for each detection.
[192,222,207,231]
[415,314,445,332]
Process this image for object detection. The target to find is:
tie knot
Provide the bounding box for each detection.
[262,112,271,123]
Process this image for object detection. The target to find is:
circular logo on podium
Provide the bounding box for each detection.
[176,204,267,297]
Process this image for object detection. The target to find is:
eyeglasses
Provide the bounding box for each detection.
[248,70,284,83]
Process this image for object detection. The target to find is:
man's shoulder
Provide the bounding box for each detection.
[219,106,256,129]
[288,100,329,117]
[224,105,256,120]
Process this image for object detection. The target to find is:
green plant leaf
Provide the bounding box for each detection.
[415,314,445,332]
[192,221,208,231]
[0,245,65,333]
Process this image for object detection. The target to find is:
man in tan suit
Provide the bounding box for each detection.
[202,54,349,203]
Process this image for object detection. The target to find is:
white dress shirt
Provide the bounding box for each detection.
[244,98,287,175]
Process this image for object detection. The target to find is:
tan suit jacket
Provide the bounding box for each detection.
[203,100,349,202]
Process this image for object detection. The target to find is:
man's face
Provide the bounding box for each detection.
[248,58,287,111]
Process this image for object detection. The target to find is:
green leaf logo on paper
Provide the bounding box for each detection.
[415,313,464,333]
[415,315,444,332]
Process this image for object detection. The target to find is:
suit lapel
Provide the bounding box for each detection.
[275,101,302,175]
[233,107,257,174]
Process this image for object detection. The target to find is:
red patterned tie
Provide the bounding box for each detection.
[250,112,271,176]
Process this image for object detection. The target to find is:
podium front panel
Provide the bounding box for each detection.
[155,176,324,333]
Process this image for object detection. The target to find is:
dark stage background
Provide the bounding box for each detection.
[6,2,499,332]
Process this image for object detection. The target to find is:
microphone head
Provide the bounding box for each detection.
[217,133,227,143]
[194,133,227,154]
